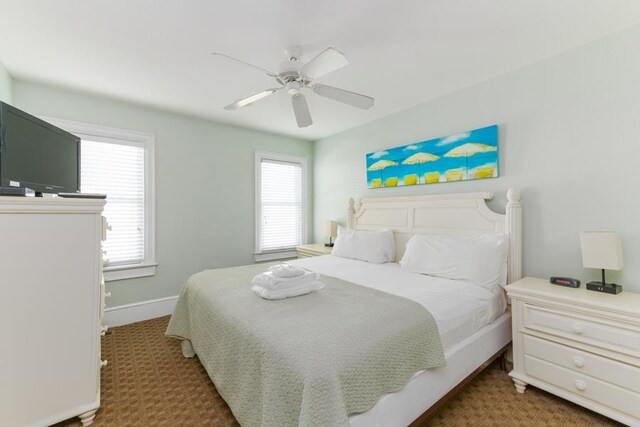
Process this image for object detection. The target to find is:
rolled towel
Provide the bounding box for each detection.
[251,271,319,290]
[268,263,306,278]
[252,281,324,300]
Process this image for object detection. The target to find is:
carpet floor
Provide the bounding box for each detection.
[56,316,621,427]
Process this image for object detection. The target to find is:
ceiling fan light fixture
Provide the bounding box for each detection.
[216,46,374,126]
[287,81,302,95]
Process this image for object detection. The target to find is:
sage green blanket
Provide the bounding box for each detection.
[166,263,445,427]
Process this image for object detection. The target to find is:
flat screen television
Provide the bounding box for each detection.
[0,102,80,194]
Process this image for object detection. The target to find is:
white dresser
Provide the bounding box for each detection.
[0,197,109,427]
[507,277,640,426]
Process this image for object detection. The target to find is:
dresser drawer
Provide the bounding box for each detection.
[523,304,640,357]
[524,355,640,420]
[100,278,106,319]
[523,334,640,393]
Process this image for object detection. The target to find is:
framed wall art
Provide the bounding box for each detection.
[366,125,498,188]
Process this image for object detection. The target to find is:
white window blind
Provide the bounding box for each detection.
[259,159,303,252]
[81,140,145,267]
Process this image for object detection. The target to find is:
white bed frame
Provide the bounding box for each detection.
[346,188,523,426]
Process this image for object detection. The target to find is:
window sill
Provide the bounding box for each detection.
[254,249,298,263]
[104,262,158,282]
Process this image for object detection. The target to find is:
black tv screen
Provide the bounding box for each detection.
[0,102,80,194]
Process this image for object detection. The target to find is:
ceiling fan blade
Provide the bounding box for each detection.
[211,52,278,77]
[311,83,374,110]
[224,88,281,110]
[291,93,313,128]
[301,47,349,80]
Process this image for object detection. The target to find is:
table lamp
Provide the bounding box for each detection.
[580,231,624,294]
[325,220,338,247]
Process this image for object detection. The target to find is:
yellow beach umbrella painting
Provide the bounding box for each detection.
[443,143,497,157]
[444,143,497,179]
[367,159,398,171]
[472,165,495,179]
[401,152,440,164]
[401,152,440,185]
[367,159,398,188]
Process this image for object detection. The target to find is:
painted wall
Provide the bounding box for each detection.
[0,60,12,103]
[314,26,640,291]
[14,81,313,307]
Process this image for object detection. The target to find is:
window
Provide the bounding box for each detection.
[45,118,156,281]
[255,151,307,261]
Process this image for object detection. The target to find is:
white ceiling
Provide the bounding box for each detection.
[1,1,639,140]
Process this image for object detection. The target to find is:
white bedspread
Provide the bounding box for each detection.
[290,255,506,351]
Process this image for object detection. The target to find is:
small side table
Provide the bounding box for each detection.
[506,277,640,426]
[296,243,333,258]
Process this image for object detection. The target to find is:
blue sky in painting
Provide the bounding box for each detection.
[366,125,499,187]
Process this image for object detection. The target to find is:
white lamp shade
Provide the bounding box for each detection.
[325,220,338,238]
[580,231,624,270]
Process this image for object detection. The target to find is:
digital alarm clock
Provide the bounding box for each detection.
[549,277,581,288]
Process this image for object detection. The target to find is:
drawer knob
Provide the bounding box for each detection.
[105,291,112,298]
[571,324,584,335]
[572,356,585,368]
[101,325,109,336]
[100,359,108,368]
[574,379,587,391]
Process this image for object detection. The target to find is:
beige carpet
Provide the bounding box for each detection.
[56,316,620,427]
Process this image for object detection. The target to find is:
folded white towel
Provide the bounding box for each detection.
[251,271,319,290]
[268,263,306,278]
[252,281,324,300]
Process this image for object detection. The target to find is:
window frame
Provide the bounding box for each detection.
[43,117,157,281]
[254,150,308,262]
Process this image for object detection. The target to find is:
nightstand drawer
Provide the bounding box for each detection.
[297,252,314,259]
[523,304,640,357]
[523,334,640,393]
[524,355,640,420]
[296,244,332,258]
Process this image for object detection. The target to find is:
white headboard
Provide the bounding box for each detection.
[347,188,523,284]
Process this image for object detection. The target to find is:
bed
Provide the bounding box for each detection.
[167,188,523,426]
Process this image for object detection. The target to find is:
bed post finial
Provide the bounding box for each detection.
[507,188,522,205]
[347,198,355,229]
[506,188,523,283]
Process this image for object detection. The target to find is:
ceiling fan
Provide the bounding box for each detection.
[212,47,374,128]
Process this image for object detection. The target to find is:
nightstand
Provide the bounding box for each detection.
[506,277,640,425]
[296,243,333,258]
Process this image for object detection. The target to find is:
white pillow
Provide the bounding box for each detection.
[332,227,395,264]
[400,234,509,290]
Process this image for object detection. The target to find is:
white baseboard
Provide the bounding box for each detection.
[104,295,178,327]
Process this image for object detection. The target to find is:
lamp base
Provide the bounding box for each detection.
[586,281,622,295]
[324,243,334,247]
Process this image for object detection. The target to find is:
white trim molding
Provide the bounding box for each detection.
[41,117,157,281]
[254,249,298,263]
[103,262,159,281]
[103,295,178,327]
[254,150,308,262]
